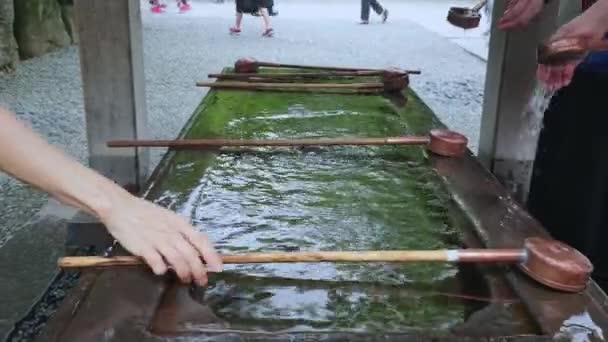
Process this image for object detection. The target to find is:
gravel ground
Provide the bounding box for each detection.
[5,271,80,342]
[0,0,486,246]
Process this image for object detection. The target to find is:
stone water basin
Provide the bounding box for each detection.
[139,89,537,336]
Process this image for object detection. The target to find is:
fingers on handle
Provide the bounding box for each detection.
[140,248,168,275]
[173,237,209,286]
[158,243,192,283]
[180,224,224,273]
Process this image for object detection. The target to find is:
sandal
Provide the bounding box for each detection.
[262,28,274,37]
[179,3,191,12]
[230,27,241,34]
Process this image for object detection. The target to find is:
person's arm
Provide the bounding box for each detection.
[498,0,545,30]
[537,0,608,90]
[498,0,608,32]
[548,0,608,43]
[0,107,222,286]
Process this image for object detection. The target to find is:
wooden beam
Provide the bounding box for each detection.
[478,0,559,203]
[74,0,149,193]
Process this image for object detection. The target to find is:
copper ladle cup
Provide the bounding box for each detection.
[519,237,592,292]
[447,0,487,29]
[538,37,608,65]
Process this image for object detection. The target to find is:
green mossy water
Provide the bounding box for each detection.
[145,89,484,333]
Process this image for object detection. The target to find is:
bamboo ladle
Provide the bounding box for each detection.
[203,69,409,91]
[107,129,469,157]
[233,57,415,75]
[209,70,421,81]
[58,237,593,293]
[447,0,488,30]
[537,37,608,65]
[205,65,409,92]
[196,76,407,93]
[196,80,391,91]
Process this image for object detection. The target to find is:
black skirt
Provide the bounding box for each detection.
[527,69,608,289]
[236,0,273,13]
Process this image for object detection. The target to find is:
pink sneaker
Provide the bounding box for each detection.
[179,3,191,12]
[151,5,163,13]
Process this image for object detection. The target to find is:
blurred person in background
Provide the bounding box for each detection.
[230,0,274,37]
[149,0,191,13]
[360,0,388,24]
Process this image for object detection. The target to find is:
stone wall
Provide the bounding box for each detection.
[0,0,18,71]
[0,0,75,70]
[60,0,78,44]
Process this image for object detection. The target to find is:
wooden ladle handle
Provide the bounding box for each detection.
[58,249,525,269]
[471,0,488,13]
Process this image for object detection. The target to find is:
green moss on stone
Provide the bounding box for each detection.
[0,0,18,71]
[14,0,70,59]
[144,83,475,333]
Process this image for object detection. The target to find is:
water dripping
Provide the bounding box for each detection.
[514,81,556,162]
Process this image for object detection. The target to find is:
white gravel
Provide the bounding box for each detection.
[0,0,486,246]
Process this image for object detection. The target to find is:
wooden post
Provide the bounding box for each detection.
[70,0,148,249]
[74,0,149,193]
[478,0,559,203]
[557,0,582,26]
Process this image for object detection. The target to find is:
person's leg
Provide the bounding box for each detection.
[235,12,243,29]
[231,0,244,32]
[259,7,273,36]
[360,0,371,23]
[369,0,383,15]
[259,0,273,35]
[370,0,388,22]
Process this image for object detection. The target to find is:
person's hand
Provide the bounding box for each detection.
[537,63,577,91]
[498,0,544,30]
[0,107,223,286]
[98,192,223,286]
[547,10,607,48]
[537,11,607,90]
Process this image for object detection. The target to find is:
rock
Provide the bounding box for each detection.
[0,0,19,71]
[13,0,71,59]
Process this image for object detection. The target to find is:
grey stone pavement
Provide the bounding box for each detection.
[0,0,490,334]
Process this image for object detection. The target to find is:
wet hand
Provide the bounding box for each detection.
[498,0,544,30]
[537,12,607,91]
[98,193,223,286]
[536,63,577,91]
